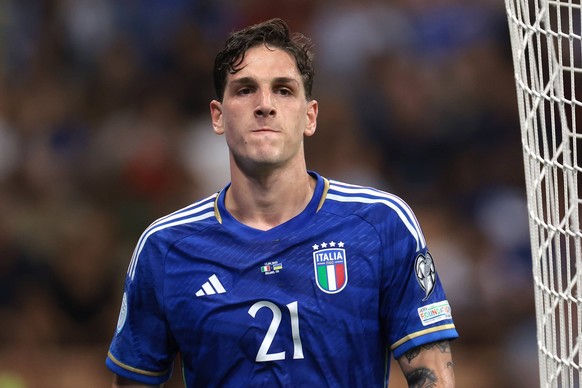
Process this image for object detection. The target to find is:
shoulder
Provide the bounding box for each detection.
[144,193,219,241]
[325,179,415,219]
[323,178,426,250]
[126,193,220,279]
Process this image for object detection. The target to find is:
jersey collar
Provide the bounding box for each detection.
[213,171,329,239]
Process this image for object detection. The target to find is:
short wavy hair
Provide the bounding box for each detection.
[213,18,315,101]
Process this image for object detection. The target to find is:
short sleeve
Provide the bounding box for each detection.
[106,235,178,385]
[380,207,458,359]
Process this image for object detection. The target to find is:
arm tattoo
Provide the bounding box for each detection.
[404,340,451,364]
[402,341,453,387]
[405,367,438,388]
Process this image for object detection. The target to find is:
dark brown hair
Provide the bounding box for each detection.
[213,18,315,101]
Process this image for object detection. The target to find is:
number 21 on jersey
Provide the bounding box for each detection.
[248,301,304,362]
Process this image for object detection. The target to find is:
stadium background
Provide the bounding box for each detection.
[0,0,537,386]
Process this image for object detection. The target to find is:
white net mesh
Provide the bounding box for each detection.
[505,0,582,386]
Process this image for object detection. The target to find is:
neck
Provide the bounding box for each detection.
[225,166,316,231]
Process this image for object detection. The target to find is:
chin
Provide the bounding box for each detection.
[235,155,284,172]
[249,150,284,165]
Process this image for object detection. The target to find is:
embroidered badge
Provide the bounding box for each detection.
[313,241,348,294]
[415,252,436,301]
[261,260,283,275]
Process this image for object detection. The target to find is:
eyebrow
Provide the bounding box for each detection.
[229,76,300,87]
[272,77,300,86]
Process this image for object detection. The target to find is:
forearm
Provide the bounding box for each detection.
[397,340,455,388]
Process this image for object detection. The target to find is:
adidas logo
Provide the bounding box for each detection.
[196,274,226,297]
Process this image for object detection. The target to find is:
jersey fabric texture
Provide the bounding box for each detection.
[106,171,458,387]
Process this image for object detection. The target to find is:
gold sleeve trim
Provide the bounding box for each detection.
[390,324,456,350]
[316,178,330,212]
[107,351,170,377]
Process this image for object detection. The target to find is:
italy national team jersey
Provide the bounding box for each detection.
[106,171,458,387]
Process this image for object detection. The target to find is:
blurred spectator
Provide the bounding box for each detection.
[310,0,414,90]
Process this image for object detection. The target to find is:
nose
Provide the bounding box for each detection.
[254,90,276,118]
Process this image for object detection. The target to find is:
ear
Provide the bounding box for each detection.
[210,100,224,135]
[304,99,318,137]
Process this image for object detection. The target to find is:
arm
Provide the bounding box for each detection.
[112,374,162,388]
[397,340,455,388]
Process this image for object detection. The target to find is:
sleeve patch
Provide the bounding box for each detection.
[116,292,128,333]
[415,252,436,300]
[417,300,452,326]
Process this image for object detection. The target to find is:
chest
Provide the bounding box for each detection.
[162,227,385,355]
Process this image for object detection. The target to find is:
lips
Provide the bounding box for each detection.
[252,127,278,133]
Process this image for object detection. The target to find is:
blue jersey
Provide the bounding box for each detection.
[106,172,458,387]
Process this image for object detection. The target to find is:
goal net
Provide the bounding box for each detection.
[505,0,582,386]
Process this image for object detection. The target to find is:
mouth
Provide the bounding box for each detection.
[252,127,278,133]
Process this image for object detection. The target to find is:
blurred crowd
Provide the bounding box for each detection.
[0,0,538,387]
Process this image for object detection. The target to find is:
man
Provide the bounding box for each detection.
[106,18,458,387]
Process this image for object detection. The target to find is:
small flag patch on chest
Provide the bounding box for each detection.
[312,241,348,294]
[261,261,283,275]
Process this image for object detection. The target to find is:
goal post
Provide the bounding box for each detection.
[505,0,582,386]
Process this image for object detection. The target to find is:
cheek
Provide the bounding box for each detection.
[220,110,243,133]
[294,111,309,133]
[221,118,247,146]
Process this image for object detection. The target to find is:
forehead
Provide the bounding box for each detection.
[228,45,301,82]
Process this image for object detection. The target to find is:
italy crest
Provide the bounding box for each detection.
[312,241,348,294]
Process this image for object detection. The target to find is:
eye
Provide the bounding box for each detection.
[277,87,293,96]
[237,87,253,95]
